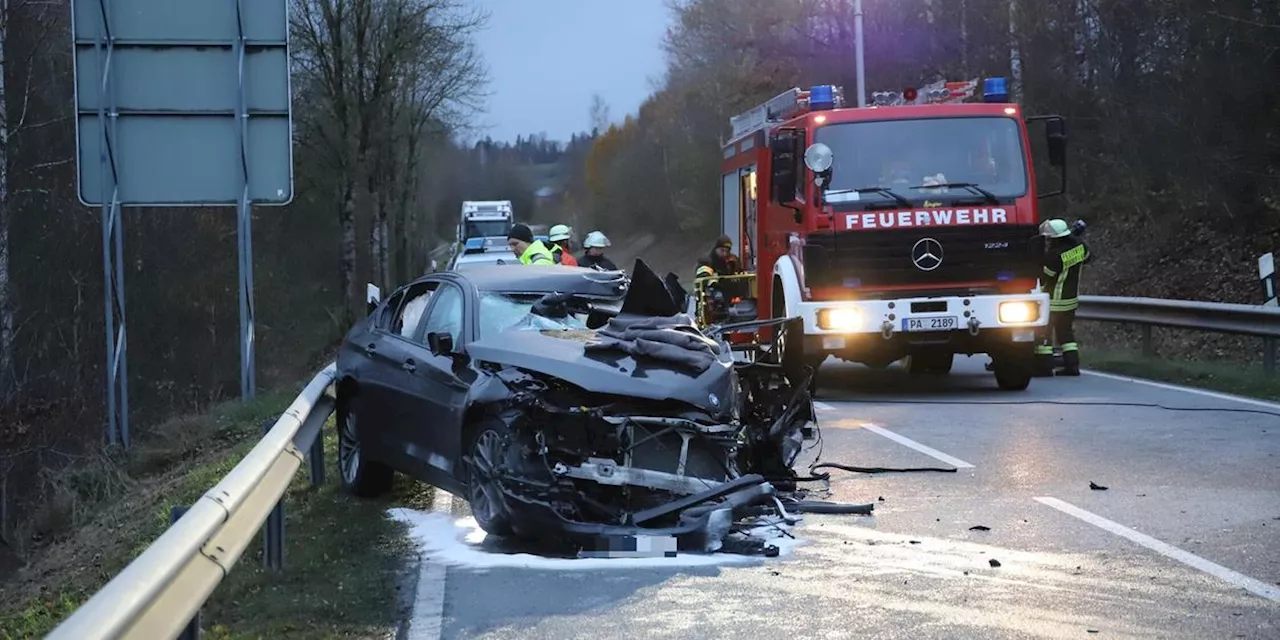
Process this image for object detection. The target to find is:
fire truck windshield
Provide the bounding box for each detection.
[465,220,510,238]
[815,116,1028,207]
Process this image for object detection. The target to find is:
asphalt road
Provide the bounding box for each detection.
[406,356,1280,640]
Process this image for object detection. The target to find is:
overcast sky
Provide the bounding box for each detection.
[470,0,671,144]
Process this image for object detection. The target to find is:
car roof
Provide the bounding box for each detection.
[439,264,629,297]
[453,250,517,266]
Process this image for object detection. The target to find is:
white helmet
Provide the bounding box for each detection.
[548,224,572,242]
[583,231,611,248]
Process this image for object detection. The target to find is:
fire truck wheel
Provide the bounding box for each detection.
[906,351,953,375]
[992,356,1033,391]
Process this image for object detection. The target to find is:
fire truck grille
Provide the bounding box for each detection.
[802,225,1043,292]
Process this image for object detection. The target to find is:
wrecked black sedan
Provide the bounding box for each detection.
[335,259,820,555]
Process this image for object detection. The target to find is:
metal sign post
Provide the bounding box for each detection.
[854,0,866,107]
[1259,252,1275,374]
[71,0,294,446]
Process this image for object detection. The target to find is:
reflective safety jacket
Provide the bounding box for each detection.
[519,240,555,265]
[551,244,579,266]
[1042,237,1091,312]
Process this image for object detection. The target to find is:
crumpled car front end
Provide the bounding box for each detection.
[461,259,821,556]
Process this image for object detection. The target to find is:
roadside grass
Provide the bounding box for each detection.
[0,388,434,640]
[1084,347,1280,402]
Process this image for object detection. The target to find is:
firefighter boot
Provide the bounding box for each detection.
[1056,349,1081,376]
[1033,344,1055,377]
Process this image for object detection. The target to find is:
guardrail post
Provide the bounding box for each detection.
[309,429,324,486]
[171,506,202,639]
[1141,325,1153,357]
[262,420,285,571]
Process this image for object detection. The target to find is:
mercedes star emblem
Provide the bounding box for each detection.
[911,237,944,271]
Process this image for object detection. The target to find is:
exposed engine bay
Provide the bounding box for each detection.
[463,260,870,557]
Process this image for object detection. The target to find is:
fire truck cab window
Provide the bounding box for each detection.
[816,117,1028,203]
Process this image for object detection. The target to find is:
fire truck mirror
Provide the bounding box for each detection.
[1046,119,1067,167]
[770,132,800,206]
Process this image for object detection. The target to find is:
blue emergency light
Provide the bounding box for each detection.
[809,85,836,110]
[464,237,485,250]
[983,77,1009,103]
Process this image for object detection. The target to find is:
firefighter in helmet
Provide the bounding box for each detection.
[695,236,745,321]
[1034,218,1091,376]
[547,224,579,266]
[695,235,742,279]
[579,231,618,270]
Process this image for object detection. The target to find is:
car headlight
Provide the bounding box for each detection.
[998,301,1038,323]
[817,307,863,331]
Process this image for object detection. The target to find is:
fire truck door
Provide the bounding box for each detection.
[740,169,758,272]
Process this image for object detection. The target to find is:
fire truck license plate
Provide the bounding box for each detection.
[903,316,958,332]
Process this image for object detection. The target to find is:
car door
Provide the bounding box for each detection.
[356,281,440,470]
[396,282,472,488]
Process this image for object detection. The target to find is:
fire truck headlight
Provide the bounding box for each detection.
[818,308,863,331]
[998,301,1038,324]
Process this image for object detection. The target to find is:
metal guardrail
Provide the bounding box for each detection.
[47,363,337,640]
[1077,295,1280,338]
[1077,295,1280,372]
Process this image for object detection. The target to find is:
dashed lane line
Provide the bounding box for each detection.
[1035,496,1280,602]
[815,402,975,468]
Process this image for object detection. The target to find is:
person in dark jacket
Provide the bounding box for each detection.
[1034,218,1092,376]
[579,230,619,270]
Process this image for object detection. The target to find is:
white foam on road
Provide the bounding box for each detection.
[1034,496,1280,602]
[387,508,807,572]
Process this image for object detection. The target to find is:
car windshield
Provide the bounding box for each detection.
[478,292,593,339]
[464,220,509,239]
[816,116,1028,206]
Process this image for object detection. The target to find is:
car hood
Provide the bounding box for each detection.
[466,329,734,415]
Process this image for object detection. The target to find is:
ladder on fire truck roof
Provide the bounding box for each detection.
[728,86,846,141]
[727,78,984,142]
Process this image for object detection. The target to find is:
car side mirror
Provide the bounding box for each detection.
[366,283,381,316]
[427,332,454,356]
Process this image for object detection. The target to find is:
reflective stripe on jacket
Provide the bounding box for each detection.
[1042,239,1090,312]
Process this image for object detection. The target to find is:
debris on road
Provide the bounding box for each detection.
[1090,482,1109,490]
[969,525,991,531]
[989,558,1002,567]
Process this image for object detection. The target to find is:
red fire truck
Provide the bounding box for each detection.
[717,77,1067,390]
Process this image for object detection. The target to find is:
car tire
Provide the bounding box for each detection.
[336,392,394,498]
[992,357,1033,391]
[465,420,516,537]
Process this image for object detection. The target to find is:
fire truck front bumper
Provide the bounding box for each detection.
[795,292,1050,352]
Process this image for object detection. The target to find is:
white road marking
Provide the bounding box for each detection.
[862,423,976,469]
[815,402,974,468]
[405,488,454,640]
[1034,497,1280,602]
[1082,369,1280,410]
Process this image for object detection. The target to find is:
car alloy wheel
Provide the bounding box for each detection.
[467,427,514,536]
[338,407,361,486]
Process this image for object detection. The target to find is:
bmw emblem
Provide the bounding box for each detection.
[708,393,720,408]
